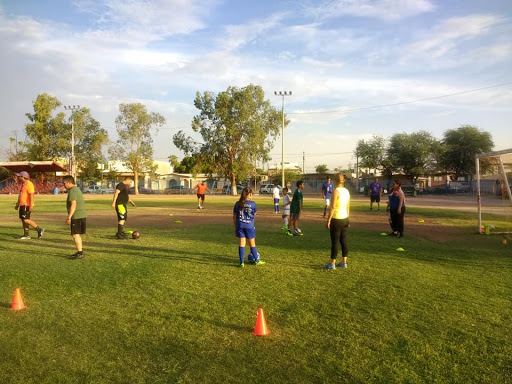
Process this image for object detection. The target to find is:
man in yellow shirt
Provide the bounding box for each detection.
[14,171,45,240]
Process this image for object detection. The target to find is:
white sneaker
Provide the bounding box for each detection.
[19,235,31,240]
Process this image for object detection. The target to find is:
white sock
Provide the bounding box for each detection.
[283,217,288,226]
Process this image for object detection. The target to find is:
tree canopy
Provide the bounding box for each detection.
[440,125,494,179]
[315,164,329,174]
[173,84,282,194]
[112,103,165,194]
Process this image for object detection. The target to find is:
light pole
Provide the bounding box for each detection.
[64,105,80,179]
[274,91,291,189]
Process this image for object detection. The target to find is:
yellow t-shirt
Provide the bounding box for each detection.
[19,180,35,206]
[331,187,350,219]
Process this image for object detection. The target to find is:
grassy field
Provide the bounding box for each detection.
[0,195,511,383]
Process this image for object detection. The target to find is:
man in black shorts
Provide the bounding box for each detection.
[111,177,135,239]
[64,175,87,259]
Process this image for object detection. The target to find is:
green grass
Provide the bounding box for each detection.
[0,196,511,383]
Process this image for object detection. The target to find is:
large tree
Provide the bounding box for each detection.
[24,94,108,176]
[387,131,440,183]
[173,84,282,194]
[112,103,165,194]
[440,125,494,180]
[355,135,387,175]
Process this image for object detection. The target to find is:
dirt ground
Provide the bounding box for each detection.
[2,193,510,243]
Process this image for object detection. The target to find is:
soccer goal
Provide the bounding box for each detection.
[476,148,512,235]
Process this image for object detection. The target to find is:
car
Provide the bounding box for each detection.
[83,185,112,194]
[259,184,282,194]
[164,185,191,194]
[223,184,246,194]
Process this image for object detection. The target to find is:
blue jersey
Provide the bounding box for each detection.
[233,200,257,229]
[369,182,382,196]
[322,182,334,198]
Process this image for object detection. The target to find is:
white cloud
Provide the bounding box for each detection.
[309,0,435,21]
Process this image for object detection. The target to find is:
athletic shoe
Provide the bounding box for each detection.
[280,226,288,230]
[336,263,348,268]
[396,233,403,238]
[116,233,127,240]
[239,263,245,268]
[255,260,265,265]
[294,230,304,236]
[72,251,85,260]
[388,232,397,236]
[19,235,31,240]
[37,228,45,239]
[324,264,336,270]
[286,230,293,236]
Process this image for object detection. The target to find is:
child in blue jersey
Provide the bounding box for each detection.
[233,187,265,267]
[321,177,334,218]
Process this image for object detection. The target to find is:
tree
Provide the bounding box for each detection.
[440,125,494,180]
[355,135,387,174]
[69,107,109,180]
[25,93,68,160]
[387,131,440,183]
[112,103,165,194]
[173,84,282,194]
[315,164,329,174]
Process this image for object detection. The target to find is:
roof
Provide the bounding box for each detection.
[0,161,69,174]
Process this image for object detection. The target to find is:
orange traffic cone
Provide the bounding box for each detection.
[11,288,26,310]
[253,308,270,336]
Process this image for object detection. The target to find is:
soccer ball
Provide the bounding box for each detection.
[295,228,302,234]
[248,253,255,263]
[132,231,141,239]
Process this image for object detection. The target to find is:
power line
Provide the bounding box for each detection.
[289,81,512,115]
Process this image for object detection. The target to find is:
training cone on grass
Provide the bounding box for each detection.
[11,288,26,311]
[396,247,405,252]
[253,308,270,336]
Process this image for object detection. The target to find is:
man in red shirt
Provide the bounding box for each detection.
[193,181,211,209]
[14,171,45,240]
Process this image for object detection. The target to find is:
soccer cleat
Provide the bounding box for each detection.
[286,230,293,236]
[19,235,31,240]
[37,228,45,239]
[255,260,265,265]
[336,263,348,268]
[280,226,288,230]
[116,233,127,240]
[396,233,404,238]
[324,264,336,270]
[239,263,245,268]
[72,251,85,260]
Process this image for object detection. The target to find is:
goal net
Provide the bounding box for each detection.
[476,148,512,235]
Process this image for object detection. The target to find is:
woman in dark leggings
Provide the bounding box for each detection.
[389,180,406,238]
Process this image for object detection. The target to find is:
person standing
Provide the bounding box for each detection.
[321,176,334,218]
[233,187,264,267]
[389,180,406,238]
[287,180,304,236]
[193,181,211,209]
[369,177,382,211]
[325,173,350,269]
[14,171,44,240]
[272,184,280,214]
[112,177,135,239]
[281,187,291,230]
[63,175,86,259]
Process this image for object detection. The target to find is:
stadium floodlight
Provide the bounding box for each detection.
[64,105,81,179]
[274,91,292,188]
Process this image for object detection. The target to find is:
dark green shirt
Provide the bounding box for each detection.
[290,189,303,214]
[67,186,86,219]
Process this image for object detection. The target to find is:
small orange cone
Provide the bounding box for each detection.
[253,308,270,336]
[11,288,26,311]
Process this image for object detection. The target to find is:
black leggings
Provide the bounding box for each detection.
[390,206,406,235]
[330,218,349,260]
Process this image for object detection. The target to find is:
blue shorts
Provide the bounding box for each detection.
[236,227,256,239]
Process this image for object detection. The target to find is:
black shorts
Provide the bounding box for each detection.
[197,194,205,201]
[19,206,31,220]
[71,218,86,235]
[116,204,127,221]
[370,195,381,203]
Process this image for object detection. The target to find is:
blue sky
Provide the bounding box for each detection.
[0,0,511,172]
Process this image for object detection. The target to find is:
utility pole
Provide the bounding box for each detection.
[274,91,292,188]
[64,105,80,179]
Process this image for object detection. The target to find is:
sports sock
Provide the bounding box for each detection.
[250,246,259,261]
[283,217,288,226]
[238,247,245,264]
[118,224,124,234]
[24,229,29,236]
[324,207,327,216]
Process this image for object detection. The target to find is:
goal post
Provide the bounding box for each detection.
[476,148,512,234]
